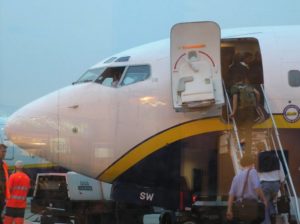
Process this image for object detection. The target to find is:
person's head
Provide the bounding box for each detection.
[240,154,255,168]
[233,73,249,84]
[241,52,253,65]
[0,143,7,160]
[15,160,24,171]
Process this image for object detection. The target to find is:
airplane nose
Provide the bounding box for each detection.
[5,90,59,156]
[5,83,117,177]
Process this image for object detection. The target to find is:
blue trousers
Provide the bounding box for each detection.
[261,181,280,224]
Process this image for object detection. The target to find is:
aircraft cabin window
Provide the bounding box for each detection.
[74,67,106,84]
[288,70,300,87]
[120,65,150,86]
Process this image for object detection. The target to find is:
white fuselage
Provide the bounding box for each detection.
[5,25,300,182]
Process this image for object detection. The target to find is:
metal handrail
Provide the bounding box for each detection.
[270,134,297,218]
[222,81,243,157]
[260,84,300,224]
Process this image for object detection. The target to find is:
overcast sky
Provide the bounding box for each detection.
[1,0,300,116]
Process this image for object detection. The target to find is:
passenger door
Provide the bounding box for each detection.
[171,21,224,112]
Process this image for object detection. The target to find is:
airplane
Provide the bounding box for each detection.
[4,21,300,222]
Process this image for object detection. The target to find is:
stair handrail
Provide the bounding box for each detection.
[260,84,300,223]
[222,81,243,157]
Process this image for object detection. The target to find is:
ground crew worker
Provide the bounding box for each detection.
[4,161,30,224]
[0,143,9,224]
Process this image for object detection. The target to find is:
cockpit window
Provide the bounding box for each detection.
[120,65,150,86]
[75,65,150,87]
[104,57,117,63]
[95,67,125,87]
[74,68,105,84]
[115,56,130,62]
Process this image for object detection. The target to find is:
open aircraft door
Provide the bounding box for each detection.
[171,22,224,112]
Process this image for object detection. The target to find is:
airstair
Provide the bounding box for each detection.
[260,85,300,224]
[222,82,300,224]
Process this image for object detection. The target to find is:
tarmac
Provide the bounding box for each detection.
[24,198,40,224]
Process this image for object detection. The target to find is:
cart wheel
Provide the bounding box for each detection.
[40,215,55,224]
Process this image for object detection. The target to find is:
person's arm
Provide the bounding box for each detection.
[226,194,235,220]
[227,176,237,220]
[254,88,260,105]
[251,169,268,207]
[8,175,14,195]
[230,94,238,117]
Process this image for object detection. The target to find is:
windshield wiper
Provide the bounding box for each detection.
[72,79,94,85]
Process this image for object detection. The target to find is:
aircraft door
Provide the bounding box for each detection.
[171,22,224,111]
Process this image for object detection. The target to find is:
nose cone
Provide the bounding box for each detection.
[5,90,59,156]
[5,83,118,178]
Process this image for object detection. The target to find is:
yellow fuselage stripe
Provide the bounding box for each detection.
[100,114,300,183]
[100,118,228,182]
[8,163,55,170]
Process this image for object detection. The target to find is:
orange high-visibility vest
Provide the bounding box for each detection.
[6,171,30,208]
[2,161,10,199]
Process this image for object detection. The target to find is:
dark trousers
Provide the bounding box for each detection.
[227,219,262,224]
[0,197,5,224]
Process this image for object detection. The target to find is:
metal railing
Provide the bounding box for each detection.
[222,81,243,174]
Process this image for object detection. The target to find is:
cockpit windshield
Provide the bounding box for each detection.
[95,67,125,87]
[74,67,106,84]
[74,65,150,87]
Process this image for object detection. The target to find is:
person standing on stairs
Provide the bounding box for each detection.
[230,74,261,155]
[256,142,286,224]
